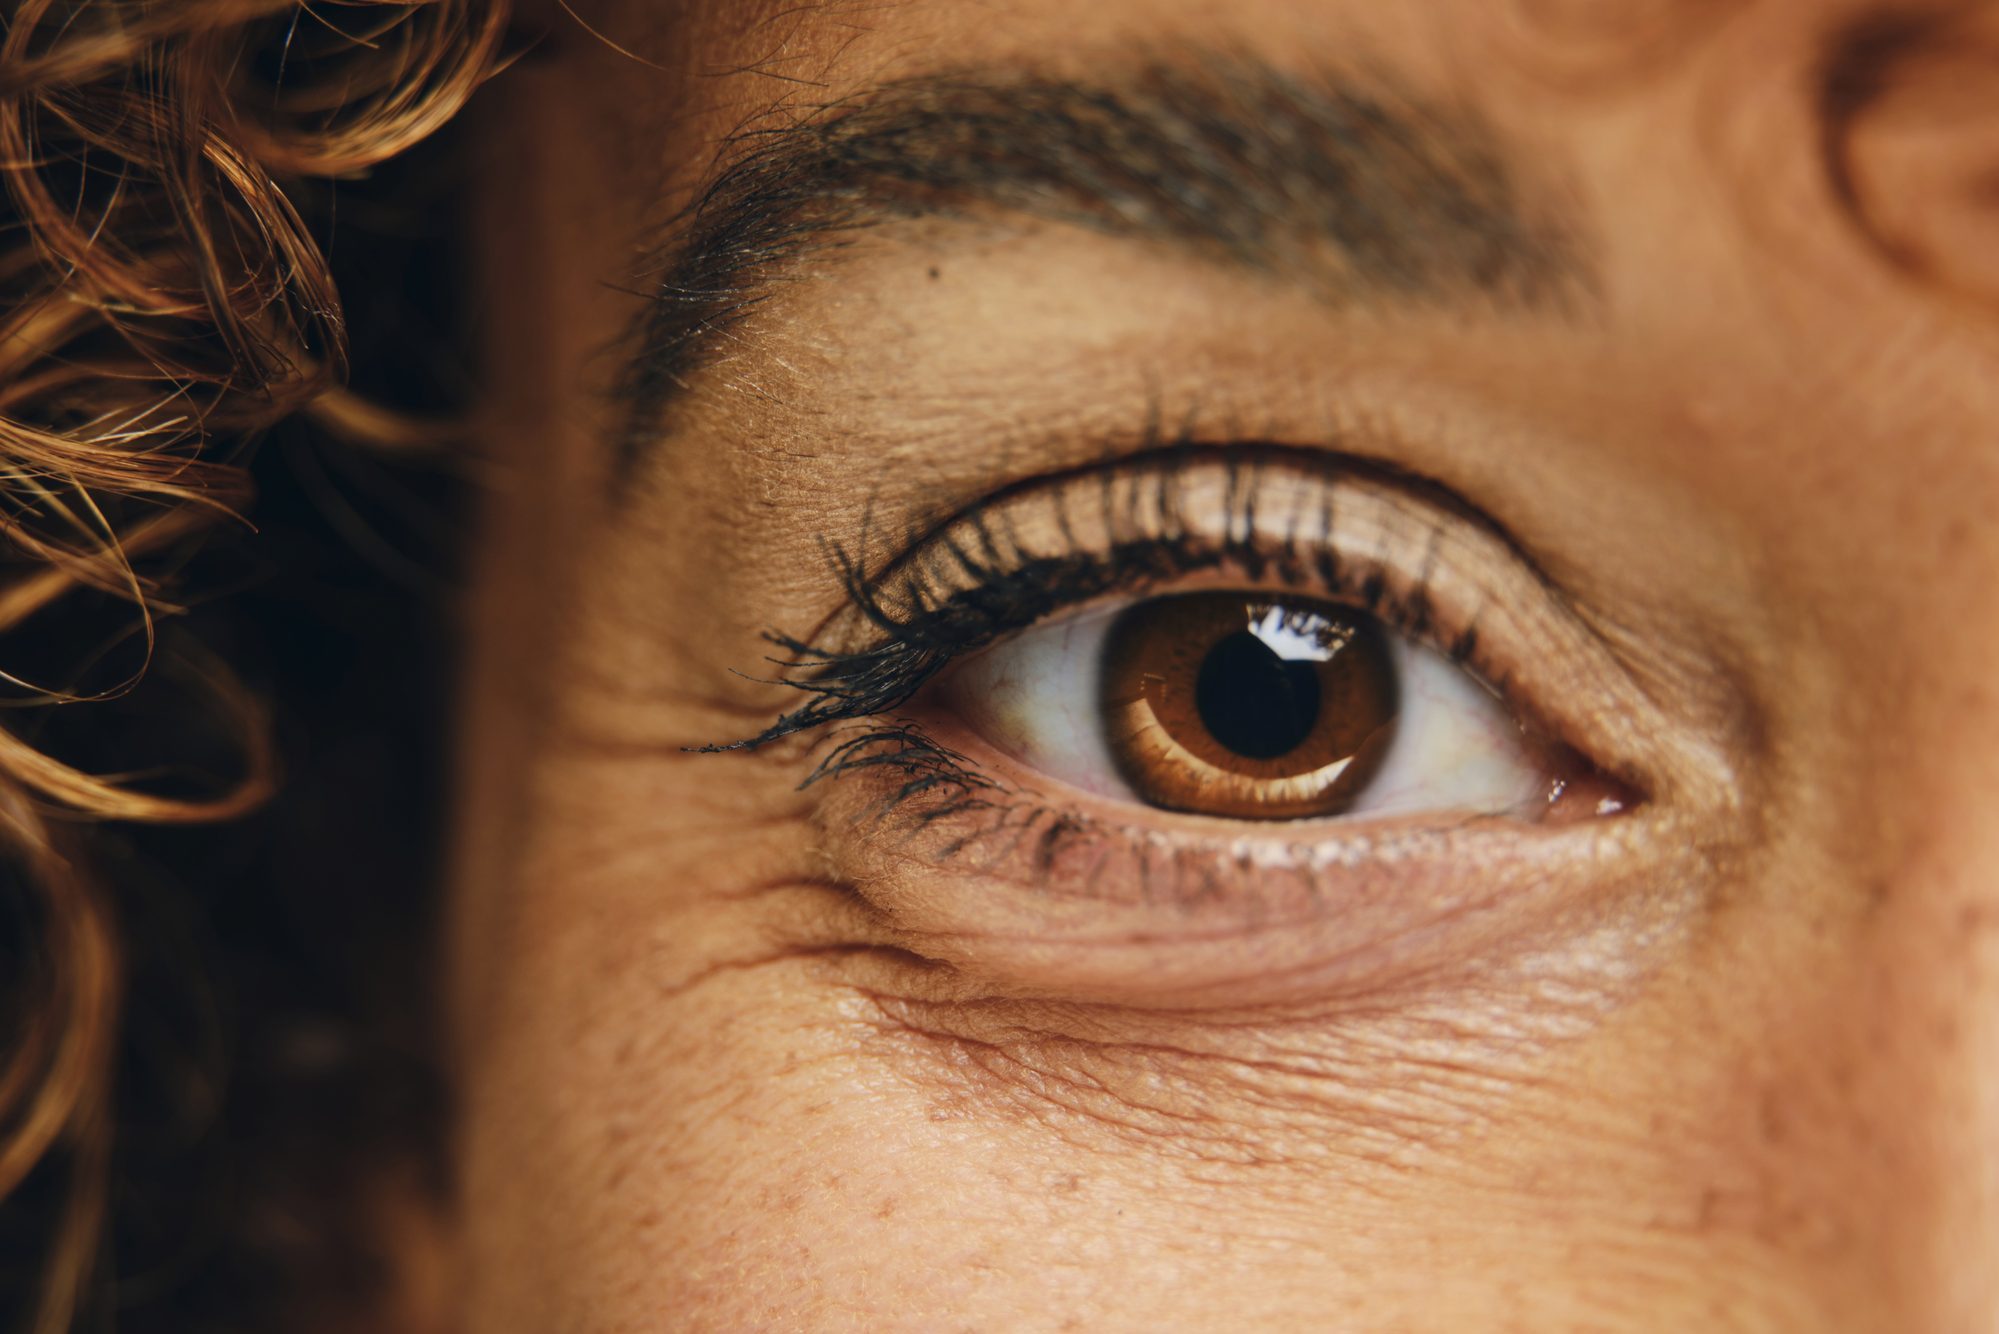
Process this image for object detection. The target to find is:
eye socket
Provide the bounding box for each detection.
[936,588,1559,823]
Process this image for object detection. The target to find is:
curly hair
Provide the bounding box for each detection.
[0,2,507,1328]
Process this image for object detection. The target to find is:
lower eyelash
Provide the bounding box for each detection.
[803,721,1000,821]
[804,720,1109,874]
[797,712,1435,906]
[799,720,1201,887]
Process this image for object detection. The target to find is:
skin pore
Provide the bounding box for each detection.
[448,1,1999,1330]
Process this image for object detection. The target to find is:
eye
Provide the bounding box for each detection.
[935,589,1554,822]
[716,451,1677,1005]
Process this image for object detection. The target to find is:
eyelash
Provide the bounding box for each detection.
[703,445,1552,845]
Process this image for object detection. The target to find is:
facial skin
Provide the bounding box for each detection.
[448,1,1999,1329]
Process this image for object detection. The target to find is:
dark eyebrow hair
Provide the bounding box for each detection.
[611,55,1592,477]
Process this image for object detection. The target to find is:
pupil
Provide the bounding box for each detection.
[1193,628,1323,760]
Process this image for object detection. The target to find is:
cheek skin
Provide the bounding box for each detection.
[456,740,1835,1333]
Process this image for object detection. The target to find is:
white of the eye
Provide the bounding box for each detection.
[941,604,1545,819]
[944,607,1137,800]
[1349,636,1542,817]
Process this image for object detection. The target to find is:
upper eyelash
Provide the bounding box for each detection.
[696,445,1499,757]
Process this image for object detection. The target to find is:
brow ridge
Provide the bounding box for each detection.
[611,55,1593,481]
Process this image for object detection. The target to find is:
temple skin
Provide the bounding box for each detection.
[446,1,1999,1329]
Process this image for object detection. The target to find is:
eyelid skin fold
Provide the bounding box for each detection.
[715,447,1743,1008]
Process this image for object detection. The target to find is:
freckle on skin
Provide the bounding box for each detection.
[1862,877,1891,913]
[1757,1091,1787,1147]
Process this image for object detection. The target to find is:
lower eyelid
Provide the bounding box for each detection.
[797,732,1704,1010]
[798,643,1707,1007]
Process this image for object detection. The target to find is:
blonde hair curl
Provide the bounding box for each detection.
[0,2,507,1327]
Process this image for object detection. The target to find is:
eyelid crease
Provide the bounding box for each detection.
[860,441,1564,637]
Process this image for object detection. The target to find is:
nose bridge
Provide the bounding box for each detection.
[1874,656,1999,1328]
[1795,446,1999,1329]
[1946,895,1999,1325]
[1887,792,1999,1328]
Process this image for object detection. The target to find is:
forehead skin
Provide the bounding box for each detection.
[453,2,1999,1331]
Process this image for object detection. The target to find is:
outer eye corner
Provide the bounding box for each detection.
[1540,743,1647,824]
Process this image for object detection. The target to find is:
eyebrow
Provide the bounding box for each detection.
[611,55,1592,476]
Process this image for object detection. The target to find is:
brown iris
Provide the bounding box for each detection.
[1099,592,1400,818]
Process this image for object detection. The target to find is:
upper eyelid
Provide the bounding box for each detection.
[838,444,1546,653]
[859,444,1559,624]
[871,449,1528,668]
